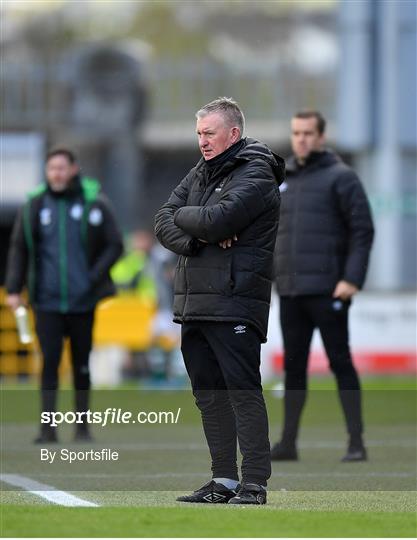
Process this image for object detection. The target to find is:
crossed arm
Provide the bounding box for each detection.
[155,161,272,254]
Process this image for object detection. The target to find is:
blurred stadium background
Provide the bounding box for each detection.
[1,0,416,384]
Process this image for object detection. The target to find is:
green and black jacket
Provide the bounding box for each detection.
[6,176,123,312]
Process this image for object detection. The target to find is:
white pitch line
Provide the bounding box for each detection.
[31,471,414,479]
[0,474,99,507]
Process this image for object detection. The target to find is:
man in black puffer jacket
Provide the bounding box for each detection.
[271,111,374,463]
[155,97,284,505]
[6,148,123,443]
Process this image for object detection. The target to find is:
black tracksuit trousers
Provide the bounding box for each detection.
[35,311,94,433]
[279,296,363,447]
[181,322,271,486]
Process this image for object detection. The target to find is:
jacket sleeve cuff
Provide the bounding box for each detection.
[342,275,362,289]
[188,237,203,255]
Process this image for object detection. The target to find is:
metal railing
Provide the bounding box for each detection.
[1,59,336,130]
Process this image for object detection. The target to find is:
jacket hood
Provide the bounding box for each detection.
[196,137,285,185]
[238,138,285,185]
[286,149,341,173]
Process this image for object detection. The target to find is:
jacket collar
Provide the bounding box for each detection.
[204,138,246,170]
[46,174,82,198]
[194,137,285,186]
[286,149,340,174]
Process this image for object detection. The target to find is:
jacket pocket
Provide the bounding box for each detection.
[173,256,186,295]
[185,252,233,297]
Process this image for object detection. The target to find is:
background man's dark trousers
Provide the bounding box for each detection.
[279,295,363,449]
[35,310,94,438]
[181,322,271,486]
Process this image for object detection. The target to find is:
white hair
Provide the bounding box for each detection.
[196,97,245,136]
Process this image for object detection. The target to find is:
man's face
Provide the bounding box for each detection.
[291,117,325,161]
[196,112,240,160]
[131,231,154,254]
[46,155,78,192]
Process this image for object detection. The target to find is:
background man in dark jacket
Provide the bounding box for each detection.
[271,111,374,463]
[155,97,284,505]
[6,148,123,443]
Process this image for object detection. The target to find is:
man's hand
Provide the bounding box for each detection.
[219,235,238,249]
[6,294,23,311]
[332,280,358,301]
[197,235,238,249]
[198,235,237,249]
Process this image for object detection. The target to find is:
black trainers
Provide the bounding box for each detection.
[176,480,240,503]
[271,441,298,461]
[341,446,368,462]
[228,483,267,505]
[33,425,58,444]
[74,425,94,442]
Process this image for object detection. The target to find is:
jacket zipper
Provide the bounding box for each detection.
[59,199,69,312]
[184,255,189,311]
[291,173,303,296]
[81,202,91,250]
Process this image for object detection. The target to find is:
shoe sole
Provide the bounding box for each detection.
[228,492,267,505]
[176,497,230,504]
[228,498,267,505]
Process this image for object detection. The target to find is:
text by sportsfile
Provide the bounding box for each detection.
[40,448,119,464]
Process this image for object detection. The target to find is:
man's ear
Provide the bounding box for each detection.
[231,127,241,144]
[71,163,80,176]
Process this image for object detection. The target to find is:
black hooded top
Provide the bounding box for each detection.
[155,137,285,341]
[274,149,374,296]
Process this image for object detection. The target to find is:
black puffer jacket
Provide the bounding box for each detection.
[274,150,374,296]
[155,138,284,342]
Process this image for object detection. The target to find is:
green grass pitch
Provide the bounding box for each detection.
[1,376,416,537]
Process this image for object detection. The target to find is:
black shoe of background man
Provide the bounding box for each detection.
[341,445,368,462]
[73,424,94,443]
[33,426,58,444]
[176,480,240,503]
[271,441,298,461]
[228,483,267,505]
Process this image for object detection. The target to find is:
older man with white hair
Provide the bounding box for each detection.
[155,97,284,505]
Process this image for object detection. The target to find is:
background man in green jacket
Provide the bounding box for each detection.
[6,148,123,443]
